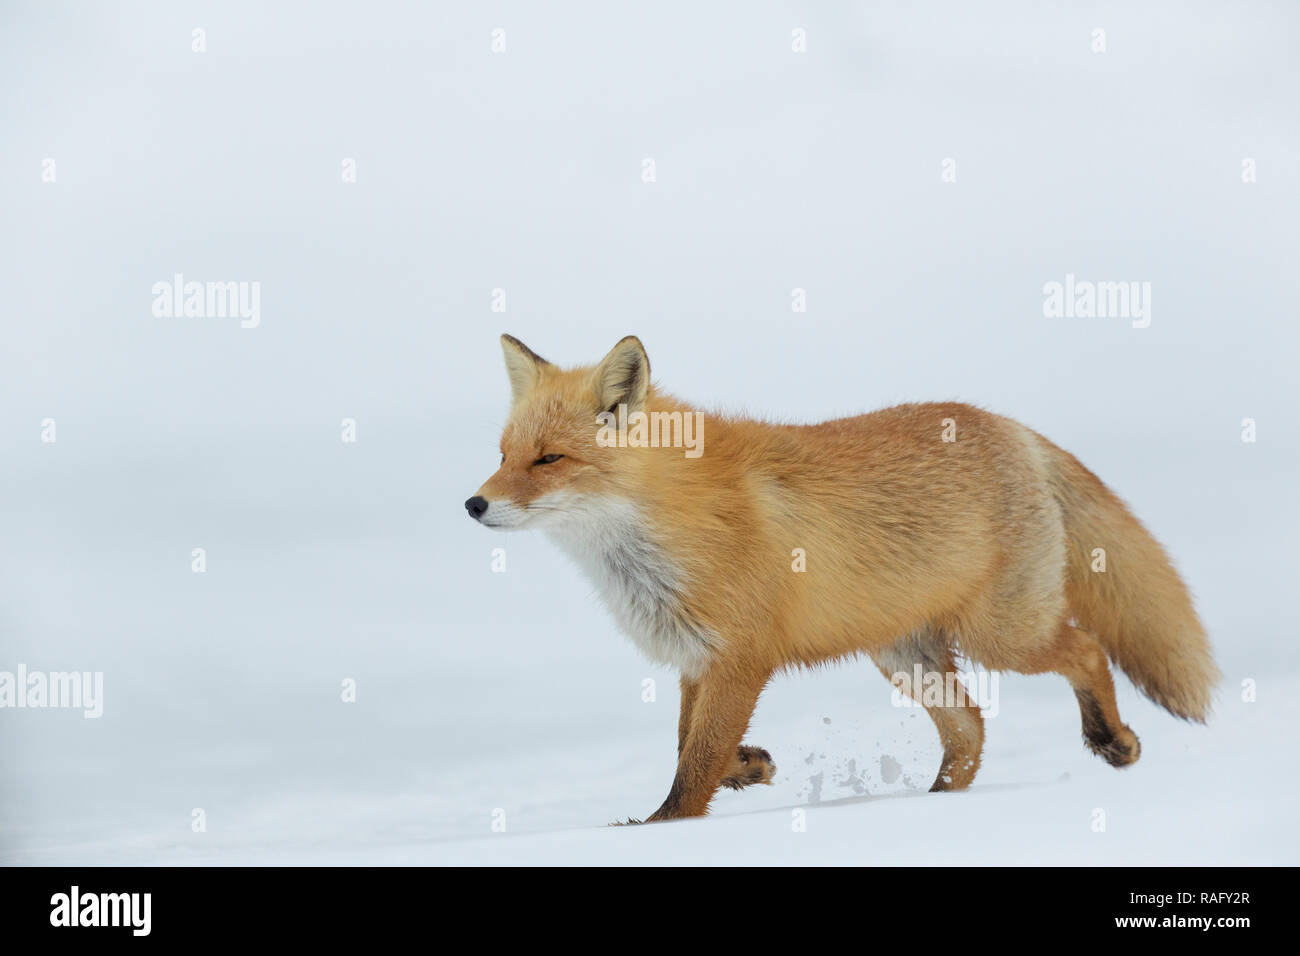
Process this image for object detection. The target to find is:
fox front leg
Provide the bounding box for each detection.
[645,661,769,822]
[679,676,775,790]
[677,675,699,755]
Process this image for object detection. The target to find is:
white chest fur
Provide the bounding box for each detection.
[543,495,717,677]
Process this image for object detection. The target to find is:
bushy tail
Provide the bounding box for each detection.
[1046,442,1219,721]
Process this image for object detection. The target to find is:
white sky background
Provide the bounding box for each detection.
[0,1,1297,863]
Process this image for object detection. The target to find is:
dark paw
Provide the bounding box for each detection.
[721,744,777,790]
[1084,726,1141,768]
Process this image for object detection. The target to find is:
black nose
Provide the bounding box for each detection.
[465,496,489,519]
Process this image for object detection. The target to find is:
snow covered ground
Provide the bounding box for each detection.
[2,1,1298,865]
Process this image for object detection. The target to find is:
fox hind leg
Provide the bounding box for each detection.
[1021,621,1140,768]
[874,627,985,792]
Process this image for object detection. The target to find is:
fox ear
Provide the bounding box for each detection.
[594,335,650,415]
[500,334,552,405]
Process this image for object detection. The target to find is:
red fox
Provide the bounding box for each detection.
[467,334,1219,823]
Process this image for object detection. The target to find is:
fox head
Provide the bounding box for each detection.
[465,334,651,530]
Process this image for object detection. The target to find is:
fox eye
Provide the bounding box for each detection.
[533,454,564,466]
[500,453,506,464]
